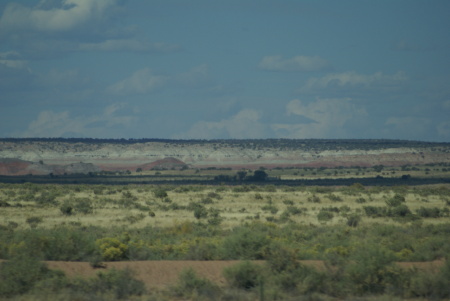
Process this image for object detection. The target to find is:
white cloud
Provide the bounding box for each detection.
[176,64,210,87]
[391,39,439,52]
[437,121,450,139]
[79,39,180,53]
[259,55,331,72]
[384,116,432,139]
[19,103,137,138]
[0,51,29,69]
[0,0,119,33]
[272,98,367,138]
[299,71,407,94]
[106,68,168,95]
[178,109,265,139]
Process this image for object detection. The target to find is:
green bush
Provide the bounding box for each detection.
[416,206,441,218]
[363,206,387,217]
[0,253,60,297]
[407,260,450,299]
[74,198,94,214]
[355,197,367,203]
[261,204,278,214]
[223,261,263,290]
[194,204,208,219]
[385,194,406,207]
[388,204,412,217]
[26,216,43,228]
[308,195,321,203]
[207,208,223,226]
[221,227,270,260]
[59,200,74,215]
[153,189,168,199]
[286,206,303,215]
[317,210,334,222]
[346,214,361,227]
[96,237,128,261]
[93,268,146,299]
[172,268,220,299]
[345,245,403,295]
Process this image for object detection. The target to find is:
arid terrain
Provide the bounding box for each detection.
[1,139,450,300]
[45,259,444,290]
[1,138,449,175]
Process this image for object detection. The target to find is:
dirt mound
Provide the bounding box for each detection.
[0,158,33,175]
[137,157,188,171]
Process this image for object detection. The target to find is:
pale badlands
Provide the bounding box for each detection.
[0,140,449,175]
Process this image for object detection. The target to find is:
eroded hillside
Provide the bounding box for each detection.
[0,139,449,175]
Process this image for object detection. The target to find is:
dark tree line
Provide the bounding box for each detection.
[1,137,449,151]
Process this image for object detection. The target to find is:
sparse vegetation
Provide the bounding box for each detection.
[0,169,449,299]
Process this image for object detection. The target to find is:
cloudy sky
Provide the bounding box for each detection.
[1,0,449,141]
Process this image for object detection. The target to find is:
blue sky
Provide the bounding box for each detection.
[1,0,449,141]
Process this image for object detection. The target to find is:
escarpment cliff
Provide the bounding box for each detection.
[0,139,449,175]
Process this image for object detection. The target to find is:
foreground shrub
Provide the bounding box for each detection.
[96,237,128,261]
[416,206,442,218]
[345,245,403,295]
[221,226,270,259]
[0,253,59,297]
[346,214,361,227]
[317,210,334,222]
[172,268,220,299]
[407,260,450,299]
[93,268,146,299]
[26,216,43,228]
[223,261,263,290]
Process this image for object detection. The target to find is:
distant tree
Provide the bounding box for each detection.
[252,170,268,181]
[236,171,247,181]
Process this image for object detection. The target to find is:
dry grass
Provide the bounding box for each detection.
[1,183,449,230]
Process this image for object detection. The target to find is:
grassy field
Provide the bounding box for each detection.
[1,182,450,230]
[1,166,450,300]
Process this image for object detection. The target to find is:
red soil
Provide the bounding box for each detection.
[45,260,444,290]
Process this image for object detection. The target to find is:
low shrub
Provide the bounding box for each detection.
[407,260,450,299]
[74,198,94,214]
[26,216,43,228]
[317,210,334,222]
[59,200,74,215]
[93,268,146,299]
[363,206,387,217]
[153,189,168,199]
[172,268,220,299]
[0,253,60,297]
[221,226,270,259]
[223,261,263,290]
[96,237,128,261]
[346,214,361,227]
[308,195,321,203]
[345,245,403,295]
[355,197,367,203]
[385,194,406,207]
[416,206,442,218]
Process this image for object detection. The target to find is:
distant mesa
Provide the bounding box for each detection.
[1,138,449,176]
[0,158,100,176]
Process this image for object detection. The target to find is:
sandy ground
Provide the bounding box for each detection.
[45,259,444,290]
[46,260,322,289]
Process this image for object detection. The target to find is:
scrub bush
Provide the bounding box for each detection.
[0,253,60,297]
[223,261,263,290]
[172,268,220,299]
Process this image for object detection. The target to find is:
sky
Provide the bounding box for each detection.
[1,0,449,141]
